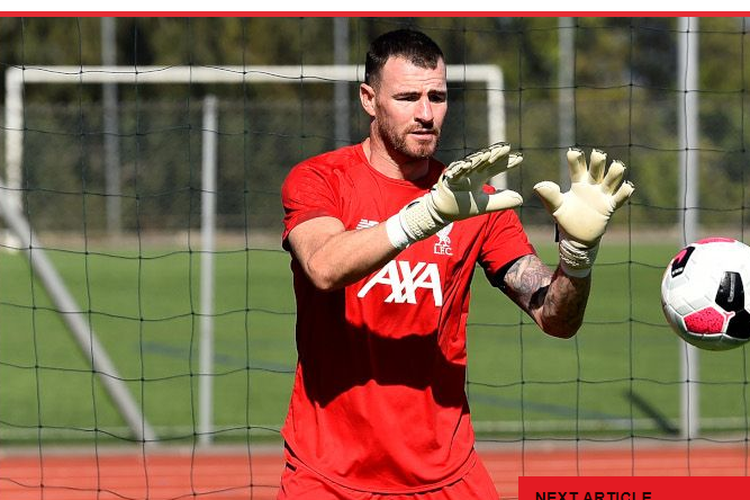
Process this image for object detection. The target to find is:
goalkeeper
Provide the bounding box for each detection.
[279,29,634,500]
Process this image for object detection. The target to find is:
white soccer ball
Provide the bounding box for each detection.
[661,238,750,351]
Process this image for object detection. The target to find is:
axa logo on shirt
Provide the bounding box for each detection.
[357,260,443,307]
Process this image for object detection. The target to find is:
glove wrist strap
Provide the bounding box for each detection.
[385,213,412,250]
[385,194,450,250]
[398,194,447,241]
[558,238,599,278]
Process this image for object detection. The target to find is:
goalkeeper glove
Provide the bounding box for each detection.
[386,142,524,250]
[534,148,635,277]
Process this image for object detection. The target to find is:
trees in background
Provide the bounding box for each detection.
[0,17,747,233]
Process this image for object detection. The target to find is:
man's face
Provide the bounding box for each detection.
[369,56,448,160]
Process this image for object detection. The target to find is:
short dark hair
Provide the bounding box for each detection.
[364,29,444,87]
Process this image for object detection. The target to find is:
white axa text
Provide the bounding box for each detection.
[357,260,443,306]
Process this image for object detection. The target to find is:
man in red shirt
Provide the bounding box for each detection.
[279,29,634,500]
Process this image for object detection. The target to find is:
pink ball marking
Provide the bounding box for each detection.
[684,307,732,334]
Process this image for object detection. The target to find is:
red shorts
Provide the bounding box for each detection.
[277,450,499,500]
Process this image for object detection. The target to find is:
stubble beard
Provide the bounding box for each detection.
[378,120,440,161]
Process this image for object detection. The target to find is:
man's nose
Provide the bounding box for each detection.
[415,97,434,123]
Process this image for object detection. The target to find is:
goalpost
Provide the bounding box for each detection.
[3,63,506,443]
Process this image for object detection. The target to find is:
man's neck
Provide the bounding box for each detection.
[362,137,430,182]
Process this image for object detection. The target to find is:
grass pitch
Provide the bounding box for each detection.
[1,238,748,445]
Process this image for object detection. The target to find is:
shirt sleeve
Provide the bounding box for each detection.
[478,209,536,282]
[281,161,341,250]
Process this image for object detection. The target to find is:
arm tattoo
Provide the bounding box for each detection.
[501,254,591,338]
[503,254,553,312]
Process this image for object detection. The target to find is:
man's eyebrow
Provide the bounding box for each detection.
[391,89,447,98]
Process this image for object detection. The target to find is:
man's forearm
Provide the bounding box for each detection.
[539,268,592,338]
[502,254,591,339]
[288,217,400,291]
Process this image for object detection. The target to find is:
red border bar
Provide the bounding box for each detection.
[519,476,750,500]
[1,12,750,16]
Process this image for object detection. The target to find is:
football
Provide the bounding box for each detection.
[661,237,750,351]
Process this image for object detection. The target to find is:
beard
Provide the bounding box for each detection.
[376,116,441,160]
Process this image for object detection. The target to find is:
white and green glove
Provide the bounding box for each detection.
[534,148,635,277]
[386,142,524,250]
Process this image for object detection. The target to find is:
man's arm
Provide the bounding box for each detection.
[285,143,523,291]
[286,216,400,291]
[500,148,633,339]
[501,254,591,339]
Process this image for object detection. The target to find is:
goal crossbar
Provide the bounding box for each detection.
[5,64,506,207]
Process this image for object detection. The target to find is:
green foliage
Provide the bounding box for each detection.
[2,16,749,235]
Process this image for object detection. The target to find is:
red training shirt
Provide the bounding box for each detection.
[281,143,534,494]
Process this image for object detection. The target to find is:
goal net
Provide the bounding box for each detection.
[1,16,748,500]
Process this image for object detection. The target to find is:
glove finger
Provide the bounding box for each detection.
[475,142,510,174]
[484,189,524,212]
[487,142,511,164]
[507,152,524,170]
[611,180,635,210]
[473,149,495,174]
[467,148,492,166]
[588,149,607,184]
[464,143,498,166]
[533,181,564,213]
[443,159,470,182]
[601,160,626,195]
[485,151,522,179]
[566,148,588,183]
[447,143,509,182]
[446,147,492,180]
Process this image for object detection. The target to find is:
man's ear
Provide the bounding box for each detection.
[359,82,376,118]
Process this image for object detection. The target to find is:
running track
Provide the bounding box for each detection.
[1,442,748,500]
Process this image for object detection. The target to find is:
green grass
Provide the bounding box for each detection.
[1,240,748,445]
[0,245,297,444]
[468,243,750,437]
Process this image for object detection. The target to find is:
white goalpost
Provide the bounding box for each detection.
[676,16,701,441]
[3,63,506,443]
